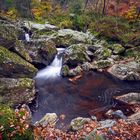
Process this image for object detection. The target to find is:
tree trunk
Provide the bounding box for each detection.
[14,0,32,18]
[102,0,106,15]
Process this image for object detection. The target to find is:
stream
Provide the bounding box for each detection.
[31,48,140,129]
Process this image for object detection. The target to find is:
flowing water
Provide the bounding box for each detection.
[32,48,140,129]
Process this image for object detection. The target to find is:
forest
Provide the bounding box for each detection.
[0,0,140,140]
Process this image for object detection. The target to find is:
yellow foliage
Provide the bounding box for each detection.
[1,8,18,20]
[59,19,73,28]
[123,6,140,22]
[31,1,52,20]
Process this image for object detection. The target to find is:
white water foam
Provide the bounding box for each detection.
[35,48,65,79]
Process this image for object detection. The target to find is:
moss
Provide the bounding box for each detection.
[14,40,32,62]
[0,45,37,75]
[34,29,56,37]
[125,47,140,58]
[0,78,35,107]
[101,48,112,59]
[112,44,125,54]
[61,65,69,76]
[97,60,112,69]
[65,44,90,65]
[0,24,17,41]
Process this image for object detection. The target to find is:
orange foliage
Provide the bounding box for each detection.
[107,0,140,18]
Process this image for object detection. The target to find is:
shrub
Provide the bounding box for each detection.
[0,104,33,140]
[92,16,131,43]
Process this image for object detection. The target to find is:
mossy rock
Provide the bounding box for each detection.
[63,44,91,67]
[52,29,94,47]
[101,48,112,59]
[70,117,91,131]
[125,47,140,58]
[61,65,70,76]
[94,48,112,60]
[0,78,35,107]
[96,60,112,69]
[0,45,37,78]
[112,44,125,54]
[0,23,21,49]
[21,40,57,68]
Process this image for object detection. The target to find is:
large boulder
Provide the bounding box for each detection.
[63,44,91,67]
[108,61,140,81]
[0,78,35,107]
[0,19,57,69]
[23,40,57,68]
[52,29,95,47]
[2,40,57,69]
[0,46,37,78]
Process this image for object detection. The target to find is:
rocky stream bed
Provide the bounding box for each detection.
[0,16,140,139]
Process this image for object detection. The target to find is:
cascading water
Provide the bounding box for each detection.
[35,48,65,79]
[32,48,140,129]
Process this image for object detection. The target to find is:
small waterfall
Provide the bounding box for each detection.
[35,48,65,79]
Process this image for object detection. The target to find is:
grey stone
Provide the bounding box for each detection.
[35,113,58,127]
[70,117,91,131]
[112,110,127,119]
[0,78,35,107]
[98,119,116,129]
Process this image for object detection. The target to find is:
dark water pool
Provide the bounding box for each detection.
[31,71,140,128]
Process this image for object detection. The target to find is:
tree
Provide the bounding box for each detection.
[14,0,32,18]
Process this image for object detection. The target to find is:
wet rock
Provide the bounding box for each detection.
[0,78,35,107]
[35,113,58,127]
[112,44,125,54]
[112,110,127,119]
[25,40,57,68]
[63,44,90,67]
[98,119,116,129]
[61,64,83,77]
[52,29,95,47]
[68,66,83,76]
[0,45,37,78]
[9,39,57,69]
[108,62,140,81]
[91,116,97,121]
[116,92,140,104]
[61,65,70,76]
[70,117,91,131]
